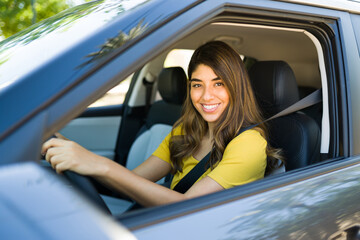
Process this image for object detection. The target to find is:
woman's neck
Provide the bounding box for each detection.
[207,122,215,139]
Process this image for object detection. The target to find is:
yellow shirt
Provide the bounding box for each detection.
[152,127,267,189]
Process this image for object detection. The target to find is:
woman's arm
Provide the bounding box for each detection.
[95,160,224,207]
[132,155,172,182]
[42,137,224,207]
[42,134,171,181]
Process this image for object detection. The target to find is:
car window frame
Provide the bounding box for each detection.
[111,0,351,230]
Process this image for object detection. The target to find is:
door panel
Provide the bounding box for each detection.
[60,116,121,160]
[59,75,130,160]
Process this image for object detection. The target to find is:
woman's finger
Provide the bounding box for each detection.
[54,132,69,140]
[54,161,69,174]
[42,137,101,176]
[48,153,59,170]
[42,138,66,155]
[45,147,63,164]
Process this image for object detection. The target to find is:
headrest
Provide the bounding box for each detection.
[249,61,299,117]
[158,67,187,105]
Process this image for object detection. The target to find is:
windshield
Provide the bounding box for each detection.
[0,0,149,93]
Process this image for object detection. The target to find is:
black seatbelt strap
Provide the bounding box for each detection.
[173,127,250,194]
[173,152,210,194]
[172,89,322,193]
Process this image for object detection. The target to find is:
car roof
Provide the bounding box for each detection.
[279,0,360,14]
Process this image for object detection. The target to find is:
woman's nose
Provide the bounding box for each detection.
[202,85,214,100]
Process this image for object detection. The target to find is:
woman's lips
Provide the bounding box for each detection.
[201,103,220,112]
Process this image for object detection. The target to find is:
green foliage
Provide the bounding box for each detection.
[0,0,75,39]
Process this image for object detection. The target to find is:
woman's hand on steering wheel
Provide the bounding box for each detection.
[41,132,108,176]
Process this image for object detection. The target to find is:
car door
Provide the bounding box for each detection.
[2,0,360,239]
[111,0,360,239]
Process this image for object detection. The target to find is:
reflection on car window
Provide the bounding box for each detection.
[89,74,132,108]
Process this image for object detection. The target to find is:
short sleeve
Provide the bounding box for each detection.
[207,130,267,189]
[152,132,171,163]
[152,126,182,164]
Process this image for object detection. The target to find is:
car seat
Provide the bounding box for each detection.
[249,61,321,171]
[126,67,187,175]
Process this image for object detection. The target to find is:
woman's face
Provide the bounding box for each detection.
[190,64,230,124]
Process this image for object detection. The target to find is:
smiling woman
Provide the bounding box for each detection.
[169,41,283,180]
[42,41,283,210]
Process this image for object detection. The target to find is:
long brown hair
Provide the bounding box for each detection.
[169,41,282,174]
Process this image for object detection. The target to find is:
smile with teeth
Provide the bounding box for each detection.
[201,103,220,112]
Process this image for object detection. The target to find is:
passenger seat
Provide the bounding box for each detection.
[249,61,321,171]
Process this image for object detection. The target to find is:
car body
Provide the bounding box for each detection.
[1,0,360,239]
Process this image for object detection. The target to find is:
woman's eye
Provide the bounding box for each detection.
[192,84,201,88]
[215,82,224,87]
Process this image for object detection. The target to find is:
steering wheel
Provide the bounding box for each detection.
[40,159,111,213]
[63,170,111,214]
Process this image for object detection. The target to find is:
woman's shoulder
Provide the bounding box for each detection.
[222,129,267,164]
[229,129,267,146]
[171,124,184,136]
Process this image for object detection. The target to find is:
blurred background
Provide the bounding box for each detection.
[0,0,90,41]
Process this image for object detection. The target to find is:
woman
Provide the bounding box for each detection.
[42,41,282,207]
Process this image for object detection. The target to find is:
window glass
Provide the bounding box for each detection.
[89,74,132,108]
[164,49,194,76]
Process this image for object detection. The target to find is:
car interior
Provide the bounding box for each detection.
[59,20,328,215]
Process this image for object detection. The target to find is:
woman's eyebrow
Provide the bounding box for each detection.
[190,77,221,82]
[190,78,202,82]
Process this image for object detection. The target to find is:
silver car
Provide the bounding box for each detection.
[1,0,360,239]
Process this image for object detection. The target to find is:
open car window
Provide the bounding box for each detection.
[2,0,359,239]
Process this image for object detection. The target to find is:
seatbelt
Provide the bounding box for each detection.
[143,72,155,113]
[173,152,210,194]
[266,88,322,122]
[172,89,322,194]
